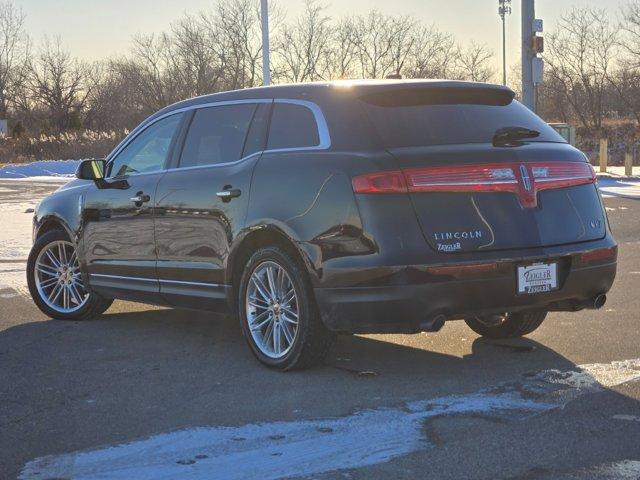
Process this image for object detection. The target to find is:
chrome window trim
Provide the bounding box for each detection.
[164,151,263,174]
[105,97,331,178]
[269,98,331,152]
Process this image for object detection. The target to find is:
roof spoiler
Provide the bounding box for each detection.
[359,84,516,107]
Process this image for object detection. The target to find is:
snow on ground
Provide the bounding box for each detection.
[0,179,65,296]
[597,166,640,178]
[0,201,35,261]
[0,201,36,296]
[597,177,640,199]
[0,159,79,179]
[19,358,640,480]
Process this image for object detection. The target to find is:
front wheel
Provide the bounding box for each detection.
[27,229,113,320]
[464,311,547,339]
[238,246,334,370]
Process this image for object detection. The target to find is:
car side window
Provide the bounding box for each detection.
[267,103,320,150]
[108,113,183,178]
[179,104,257,168]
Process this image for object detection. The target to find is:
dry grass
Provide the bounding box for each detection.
[0,130,128,163]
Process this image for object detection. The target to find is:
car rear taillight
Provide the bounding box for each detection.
[352,162,596,208]
[403,163,518,193]
[531,162,596,191]
[351,171,407,193]
[580,246,617,264]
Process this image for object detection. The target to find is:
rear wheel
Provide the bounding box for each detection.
[238,246,334,370]
[27,229,113,320]
[464,311,547,339]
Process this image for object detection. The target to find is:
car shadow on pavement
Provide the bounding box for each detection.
[1,304,639,479]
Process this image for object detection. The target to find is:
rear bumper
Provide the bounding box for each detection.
[315,260,617,334]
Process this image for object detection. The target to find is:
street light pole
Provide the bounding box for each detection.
[261,0,270,86]
[521,0,535,110]
[498,0,512,86]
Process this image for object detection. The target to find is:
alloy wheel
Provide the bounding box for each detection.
[33,240,88,314]
[245,261,299,359]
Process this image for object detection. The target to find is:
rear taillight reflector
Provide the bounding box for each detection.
[353,161,596,208]
[580,246,617,263]
[427,262,498,277]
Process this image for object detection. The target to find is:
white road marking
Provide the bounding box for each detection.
[19,358,640,480]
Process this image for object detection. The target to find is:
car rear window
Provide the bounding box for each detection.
[267,103,320,150]
[360,88,565,148]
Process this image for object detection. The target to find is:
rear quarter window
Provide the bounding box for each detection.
[267,103,320,150]
[360,89,564,148]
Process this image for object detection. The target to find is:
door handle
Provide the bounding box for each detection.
[216,189,241,200]
[130,193,151,204]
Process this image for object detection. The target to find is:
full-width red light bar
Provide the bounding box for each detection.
[352,161,596,208]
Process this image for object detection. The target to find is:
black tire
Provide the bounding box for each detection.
[27,229,113,320]
[238,246,335,370]
[464,311,547,339]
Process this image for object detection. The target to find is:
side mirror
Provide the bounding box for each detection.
[76,159,106,181]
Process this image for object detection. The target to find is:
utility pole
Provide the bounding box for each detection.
[521,0,535,111]
[261,0,270,86]
[498,0,512,86]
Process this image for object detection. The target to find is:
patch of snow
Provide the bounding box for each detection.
[19,358,640,480]
[0,186,48,296]
[597,177,640,199]
[0,201,35,261]
[596,166,640,179]
[0,159,79,179]
[587,460,640,479]
[0,262,28,297]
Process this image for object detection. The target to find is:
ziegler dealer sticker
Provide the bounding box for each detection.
[517,262,558,295]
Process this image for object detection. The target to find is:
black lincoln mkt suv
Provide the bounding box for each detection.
[27,80,617,370]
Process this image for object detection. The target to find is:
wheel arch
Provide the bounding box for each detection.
[226,225,318,311]
[34,215,74,242]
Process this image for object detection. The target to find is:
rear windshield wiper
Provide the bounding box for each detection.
[493,126,540,146]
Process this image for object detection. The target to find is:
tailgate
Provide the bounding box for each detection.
[390,144,606,253]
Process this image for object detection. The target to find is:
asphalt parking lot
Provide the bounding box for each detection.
[1,180,639,480]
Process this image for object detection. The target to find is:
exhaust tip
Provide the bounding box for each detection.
[593,294,607,310]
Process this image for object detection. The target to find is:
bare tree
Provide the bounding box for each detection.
[327,17,359,79]
[609,2,640,124]
[273,0,333,82]
[27,37,92,131]
[454,41,496,82]
[352,11,415,79]
[206,0,266,89]
[545,7,618,132]
[620,1,640,67]
[169,14,226,97]
[0,1,29,120]
[404,25,457,79]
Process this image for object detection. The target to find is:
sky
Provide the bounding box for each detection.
[19,0,628,70]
